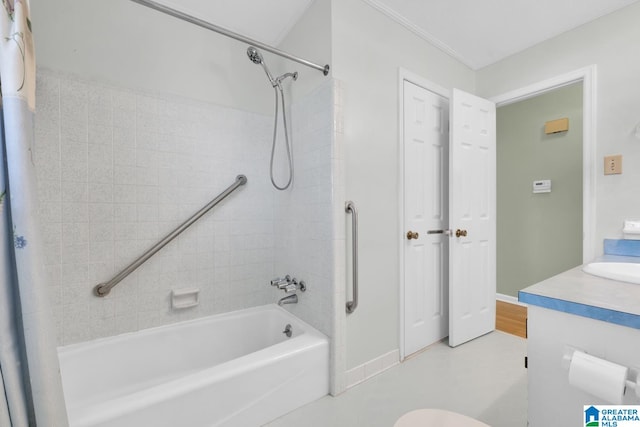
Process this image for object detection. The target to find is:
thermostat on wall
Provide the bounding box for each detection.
[533,180,551,193]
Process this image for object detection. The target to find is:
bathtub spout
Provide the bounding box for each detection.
[278,294,298,306]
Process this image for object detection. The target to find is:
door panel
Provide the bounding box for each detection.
[403,81,449,356]
[449,88,496,348]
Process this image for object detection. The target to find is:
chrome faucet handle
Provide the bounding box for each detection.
[284,283,298,293]
[290,278,307,292]
[284,280,306,293]
[277,277,293,289]
[271,275,291,287]
[277,276,295,289]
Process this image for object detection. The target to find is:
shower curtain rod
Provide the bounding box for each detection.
[130,0,330,76]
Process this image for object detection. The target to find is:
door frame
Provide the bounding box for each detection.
[490,65,597,265]
[397,65,597,360]
[398,68,451,361]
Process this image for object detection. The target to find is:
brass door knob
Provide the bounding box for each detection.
[455,229,468,238]
[406,231,420,240]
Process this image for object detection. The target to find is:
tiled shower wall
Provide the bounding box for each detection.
[276,79,347,395]
[275,80,337,336]
[35,69,278,346]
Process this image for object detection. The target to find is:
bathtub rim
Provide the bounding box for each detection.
[58,304,329,426]
[57,303,326,355]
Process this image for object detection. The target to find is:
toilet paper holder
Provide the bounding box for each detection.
[562,346,640,399]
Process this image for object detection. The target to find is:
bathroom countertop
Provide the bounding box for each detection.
[519,262,640,329]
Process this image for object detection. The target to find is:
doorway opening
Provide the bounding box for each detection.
[491,66,596,265]
[496,82,583,302]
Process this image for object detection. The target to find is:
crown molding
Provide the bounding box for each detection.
[361,0,478,69]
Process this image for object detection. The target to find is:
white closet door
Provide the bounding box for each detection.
[403,80,449,356]
[448,88,496,348]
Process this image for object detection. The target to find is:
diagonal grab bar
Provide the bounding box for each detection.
[94,175,247,297]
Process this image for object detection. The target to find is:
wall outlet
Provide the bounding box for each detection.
[604,154,622,175]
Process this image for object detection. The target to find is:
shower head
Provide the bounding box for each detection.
[247,46,263,65]
[247,46,276,86]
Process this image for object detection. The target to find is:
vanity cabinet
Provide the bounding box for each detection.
[520,266,640,427]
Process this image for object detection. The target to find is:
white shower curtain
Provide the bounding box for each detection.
[0,0,69,425]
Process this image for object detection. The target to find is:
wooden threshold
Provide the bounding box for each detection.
[496,300,527,339]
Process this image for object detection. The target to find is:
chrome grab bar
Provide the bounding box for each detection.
[345,201,359,314]
[130,0,330,76]
[94,175,247,297]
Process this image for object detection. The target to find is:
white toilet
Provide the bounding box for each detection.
[394,409,490,427]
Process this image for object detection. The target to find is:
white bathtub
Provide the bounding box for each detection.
[58,305,329,427]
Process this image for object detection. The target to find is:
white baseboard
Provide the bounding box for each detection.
[496,292,527,307]
[346,349,399,389]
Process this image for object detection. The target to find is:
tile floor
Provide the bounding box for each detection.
[267,331,527,427]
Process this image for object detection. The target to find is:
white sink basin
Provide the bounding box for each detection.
[583,262,640,285]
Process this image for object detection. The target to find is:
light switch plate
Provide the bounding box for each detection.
[604,155,622,175]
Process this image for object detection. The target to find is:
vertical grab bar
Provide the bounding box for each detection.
[345,201,358,314]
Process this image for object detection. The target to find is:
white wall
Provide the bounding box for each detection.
[30,0,271,114]
[476,2,640,254]
[331,0,475,369]
[275,0,333,101]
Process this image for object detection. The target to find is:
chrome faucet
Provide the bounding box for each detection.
[278,294,298,306]
[270,276,306,293]
[271,275,306,305]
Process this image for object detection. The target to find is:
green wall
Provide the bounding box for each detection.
[497,83,583,297]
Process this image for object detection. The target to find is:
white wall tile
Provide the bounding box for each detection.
[114,223,137,241]
[114,147,136,167]
[113,185,136,204]
[61,182,88,203]
[37,70,281,345]
[274,80,338,341]
[61,142,88,183]
[88,124,113,146]
[62,202,88,222]
[113,166,136,185]
[88,203,113,223]
[113,126,135,148]
[88,183,113,203]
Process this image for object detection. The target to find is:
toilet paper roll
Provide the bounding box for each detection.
[568,351,628,404]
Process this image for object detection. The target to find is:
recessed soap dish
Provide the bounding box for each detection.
[171,288,200,309]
